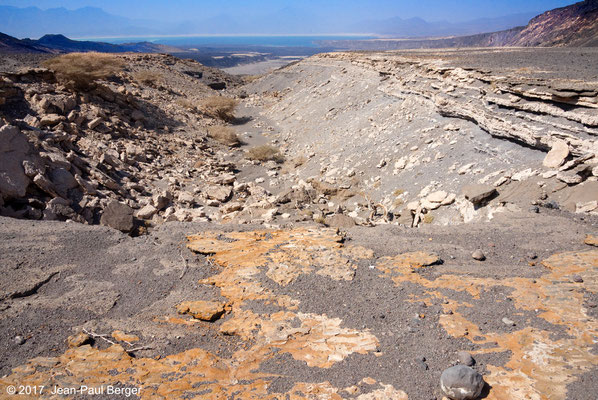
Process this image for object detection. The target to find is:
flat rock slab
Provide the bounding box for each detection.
[461,184,497,205]
[543,140,569,168]
[176,300,226,321]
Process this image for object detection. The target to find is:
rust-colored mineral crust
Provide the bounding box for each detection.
[1,228,596,400]
[377,250,598,399]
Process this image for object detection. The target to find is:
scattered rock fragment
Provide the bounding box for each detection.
[502,317,516,326]
[585,235,598,247]
[440,365,484,400]
[205,185,232,203]
[557,170,583,185]
[461,184,497,206]
[457,351,475,367]
[427,190,448,203]
[39,114,64,127]
[176,300,226,322]
[67,332,91,348]
[472,250,486,261]
[543,140,569,168]
[153,192,172,211]
[14,335,25,345]
[100,200,134,233]
[87,117,103,130]
[136,204,158,219]
[112,330,140,343]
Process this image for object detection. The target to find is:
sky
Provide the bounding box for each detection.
[0,0,580,23]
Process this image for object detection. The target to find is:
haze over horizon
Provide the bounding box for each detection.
[0,0,581,39]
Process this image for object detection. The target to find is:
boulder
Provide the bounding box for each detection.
[33,174,58,198]
[136,204,158,219]
[427,190,448,203]
[206,185,232,203]
[43,197,78,221]
[131,110,145,121]
[39,114,65,127]
[50,168,78,196]
[221,201,243,214]
[177,191,195,204]
[440,365,484,400]
[152,191,172,210]
[461,184,497,206]
[277,187,312,205]
[325,214,356,229]
[100,200,134,232]
[543,140,569,168]
[0,125,31,199]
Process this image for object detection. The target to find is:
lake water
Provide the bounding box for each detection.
[83,35,375,48]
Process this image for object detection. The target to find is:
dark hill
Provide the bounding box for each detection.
[319,0,598,50]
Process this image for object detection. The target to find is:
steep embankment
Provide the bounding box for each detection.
[507,0,598,47]
[246,48,598,227]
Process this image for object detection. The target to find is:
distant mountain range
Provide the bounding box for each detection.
[0,4,538,38]
[320,0,598,50]
[0,33,179,54]
[1,0,596,55]
[347,13,538,38]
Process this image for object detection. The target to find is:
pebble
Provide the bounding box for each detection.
[472,250,486,261]
[502,317,516,326]
[457,351,475,367]
[14,335,25,345]
[571,275,584,283]
[440,365,484,400]
[417,359,429,370]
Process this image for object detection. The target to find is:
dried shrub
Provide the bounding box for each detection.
[208,125,240,147]
[314,215,326,224]
[133,70,163,87]
[423,214,434,224]
[243,75,261,84]
[175,97,196,111]
[200,96,238,121]
[245,145,284,163]
[42,52,124,89]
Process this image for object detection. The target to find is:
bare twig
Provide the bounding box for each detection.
[82,328,117,346]
[126,346,153,353]
[179,252,189,279]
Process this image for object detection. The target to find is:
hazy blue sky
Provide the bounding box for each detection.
[0,0,580,22]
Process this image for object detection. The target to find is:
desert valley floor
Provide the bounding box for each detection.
[0,48,597,399]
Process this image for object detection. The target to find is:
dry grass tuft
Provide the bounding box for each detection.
[245,145,284,163]
[42,52,124,89]
[133,70,164,87]
[200,96,238,121]
[423,214,435,224]
[175,97,196,111]
[208,125,240,147]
